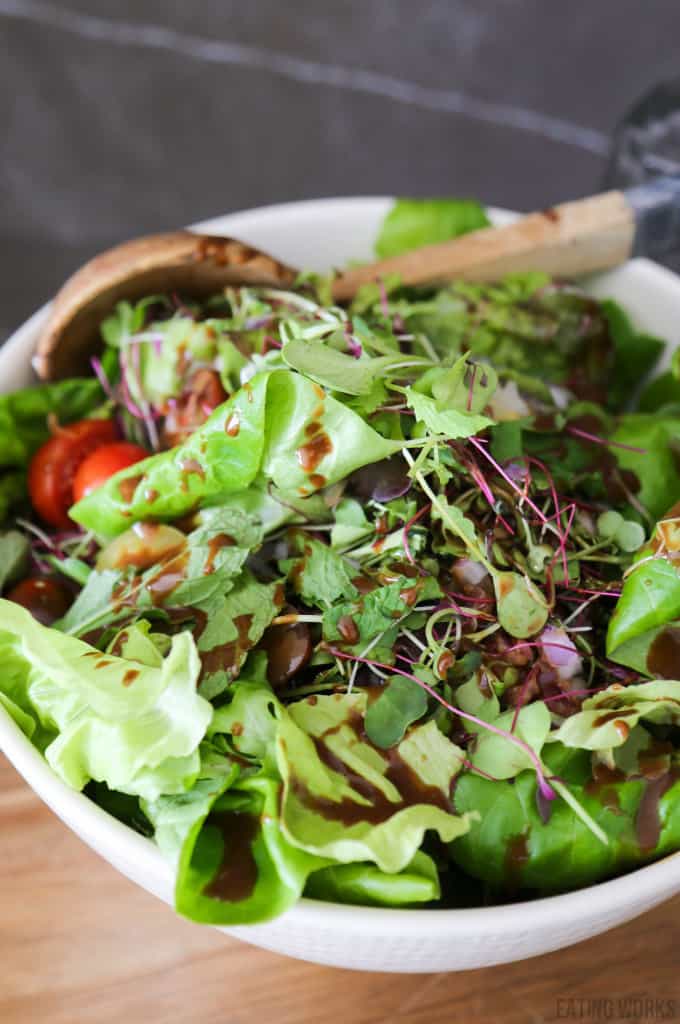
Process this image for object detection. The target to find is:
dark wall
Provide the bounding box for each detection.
[2,0,679,341]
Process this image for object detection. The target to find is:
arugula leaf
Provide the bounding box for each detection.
[305,850,439,907]
[276,692,471,873]
[405,387,493,439]
[0,600,211,799]
[195,573,282,700]
[56,569,125,638]
[364,676,429,748]
[375,198,490,259]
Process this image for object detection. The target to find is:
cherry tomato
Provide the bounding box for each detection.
[6,576,73,626]
[72,442,148,504]
[28,419,119,528]
[162,369,227,448]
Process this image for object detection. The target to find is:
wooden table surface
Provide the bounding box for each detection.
[2,756,679,1024]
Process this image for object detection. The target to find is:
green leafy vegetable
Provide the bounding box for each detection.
[0,600,211,799]
[452,743,680,891]
[375,198,490,259]
[364,676,429,748]
[71,370,400,537]
[494,572,549,639]
[276,692,471,873]
[550,680,680,750]
[0,530,30,592]
[305,851,439,907]
[405,387,493,440]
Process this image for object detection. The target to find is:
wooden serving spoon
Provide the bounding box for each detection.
[35,178,680,379]
[34,232,296,379]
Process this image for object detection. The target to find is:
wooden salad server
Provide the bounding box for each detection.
[331,176,680,301]
[34,233,297,379]
[35,177,680,379]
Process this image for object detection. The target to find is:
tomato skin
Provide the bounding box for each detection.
[162,370,227,448]
[6,576,73,626]
[28,419,119,528]
[72,442,148,503]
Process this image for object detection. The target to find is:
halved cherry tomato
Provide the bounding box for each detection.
[6,576,73,626]
[72,442,148,504]
[162,369,227,448]
[28,418,119,528]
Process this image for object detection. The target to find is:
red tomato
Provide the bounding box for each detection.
[162,369,227,448]
[28,419,119,528]
[72,442,149,503]
[6,576,73,626]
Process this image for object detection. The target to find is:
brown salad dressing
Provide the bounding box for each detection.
[504,833,530,888]
[204,811,259,902]
[198,613,254,684]
[647,627,680,679]
[203,533,237,575]
[296,431,333,473]
[290,715,452,827]
[118,474,145,504]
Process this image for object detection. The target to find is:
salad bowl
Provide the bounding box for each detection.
[1,197,680,973]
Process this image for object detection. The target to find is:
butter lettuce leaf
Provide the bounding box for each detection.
[276,692,471,873]
[305,850,439,907]
[451,743,680,891]
[375,198,489,259]
[550,680,680,750]
[0,600,211,799]
[71,370,399,537]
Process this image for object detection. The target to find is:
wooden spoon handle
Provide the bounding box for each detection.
[331,190,635,303]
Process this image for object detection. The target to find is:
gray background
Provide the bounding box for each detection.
[2,0,680,344]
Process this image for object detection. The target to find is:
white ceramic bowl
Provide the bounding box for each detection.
[2,198,680,973]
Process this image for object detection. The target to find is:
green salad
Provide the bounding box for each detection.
[1,198,680,923]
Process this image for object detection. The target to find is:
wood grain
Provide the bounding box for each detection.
[331,191,635,301]
[1,755,678,1024]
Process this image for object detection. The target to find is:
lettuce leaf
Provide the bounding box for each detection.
[375,198,489,259]
[71,369,400,537]
[174,769,329,925]
[276,692,471,873]
[549,680,680,750]
[305,850,439,907]
[451,743,680,891]
[0,600,211,799]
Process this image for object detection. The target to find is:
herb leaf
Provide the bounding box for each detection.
[364,676,429,748]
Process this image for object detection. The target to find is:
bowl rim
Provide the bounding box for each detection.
[1,194,679,937]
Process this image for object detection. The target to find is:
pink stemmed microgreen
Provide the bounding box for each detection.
[566,425,647,454]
